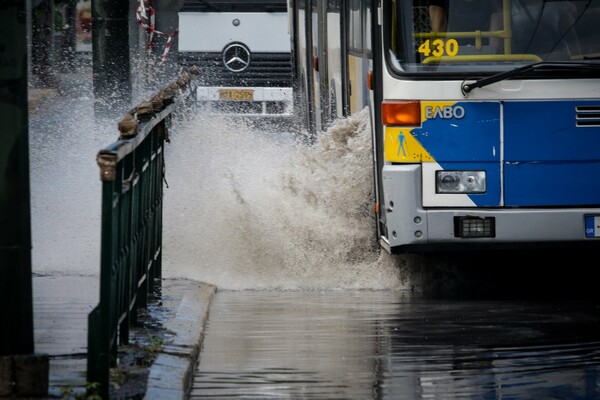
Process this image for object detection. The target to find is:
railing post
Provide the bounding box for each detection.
[87,153,118,398]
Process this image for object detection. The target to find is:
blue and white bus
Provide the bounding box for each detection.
[288,0,600,253]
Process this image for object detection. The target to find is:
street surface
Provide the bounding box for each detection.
[27,67,600,400]
[189,250,600,399]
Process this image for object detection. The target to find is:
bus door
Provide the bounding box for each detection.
[315,0,346,130]
[312,0,350,133]
[347,0,372,115]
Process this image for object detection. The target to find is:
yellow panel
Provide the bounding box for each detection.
[348,55,360,114]
[384,127,435,162]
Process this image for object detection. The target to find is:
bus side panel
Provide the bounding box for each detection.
[503,100,600,206]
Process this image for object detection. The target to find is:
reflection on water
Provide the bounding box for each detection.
[191,290,600,400]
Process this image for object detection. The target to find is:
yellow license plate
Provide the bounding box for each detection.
[219,89,254,101]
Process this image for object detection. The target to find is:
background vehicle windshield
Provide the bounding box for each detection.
[181,0,286,12]
[386,0,600,74]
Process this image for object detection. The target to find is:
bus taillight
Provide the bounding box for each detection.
[381,101,421,126]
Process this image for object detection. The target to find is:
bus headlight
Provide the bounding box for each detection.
[436,170,486,194]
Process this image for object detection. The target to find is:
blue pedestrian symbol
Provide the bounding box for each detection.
[397,133,407,157]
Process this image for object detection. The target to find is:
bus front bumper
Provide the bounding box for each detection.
[195,87,293,117]
[381,164,600,253]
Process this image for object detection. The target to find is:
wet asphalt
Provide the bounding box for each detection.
[33,275,215,399]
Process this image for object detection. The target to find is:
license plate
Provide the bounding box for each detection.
[585,215,600,238]
[219,89,254,101]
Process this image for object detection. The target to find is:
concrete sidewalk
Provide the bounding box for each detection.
[32,275,216,399]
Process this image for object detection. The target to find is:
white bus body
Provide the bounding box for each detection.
[178,0,293,119]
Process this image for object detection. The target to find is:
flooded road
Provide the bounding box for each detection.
[190,267,600,400]
[28,80,600,399]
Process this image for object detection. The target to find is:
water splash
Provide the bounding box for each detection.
[162,109,406,290]
[29,55,180,277]
[29,67,407,289]
[29,71,114,277]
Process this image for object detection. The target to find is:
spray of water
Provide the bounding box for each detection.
[162,109,407,290]
[29,59,408,289]
[29,54,179,277]
[29,72,112,277]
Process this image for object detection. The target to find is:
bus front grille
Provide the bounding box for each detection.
[178,52,292,88]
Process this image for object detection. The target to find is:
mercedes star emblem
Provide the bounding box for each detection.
[222,42,251,72]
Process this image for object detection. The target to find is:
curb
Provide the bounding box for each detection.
[144,279,216,400]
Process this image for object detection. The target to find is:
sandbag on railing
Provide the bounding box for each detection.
[86,66,199,398]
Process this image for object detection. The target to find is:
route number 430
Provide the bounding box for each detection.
[418,39,459,57]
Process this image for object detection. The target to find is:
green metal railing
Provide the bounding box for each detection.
[87,67,198,398]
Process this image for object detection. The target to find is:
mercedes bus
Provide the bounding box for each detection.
[178,0,293,119]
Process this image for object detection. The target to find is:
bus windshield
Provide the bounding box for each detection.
[386,0,600,74]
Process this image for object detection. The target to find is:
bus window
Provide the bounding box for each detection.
[421,0,504,56]
[507,0,581,60]
[389,0,600,73]
[364,0,372,54]
[349,0,363,53]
